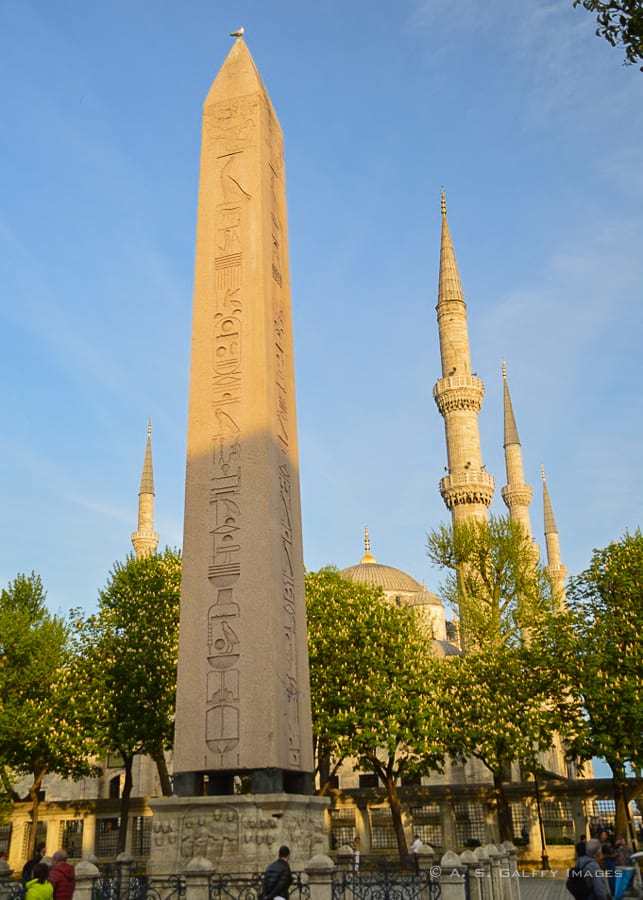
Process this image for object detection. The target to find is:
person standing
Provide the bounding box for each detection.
[22,842,46,885]
[261,845,293,900]
[571,838,610,900]
[48,851,75,900]
[26,863,54,900]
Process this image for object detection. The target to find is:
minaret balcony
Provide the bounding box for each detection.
[433,374,485,415]
[501,484,533,509]
[439,468,495,510]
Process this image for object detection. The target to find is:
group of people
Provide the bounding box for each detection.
[21,845,76,900]
[572,831,637,900]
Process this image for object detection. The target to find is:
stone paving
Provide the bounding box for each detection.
[519,878,569,900]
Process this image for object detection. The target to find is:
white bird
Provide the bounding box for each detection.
[230,26,245,38]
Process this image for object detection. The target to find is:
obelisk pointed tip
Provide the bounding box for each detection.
[205,30,268,107]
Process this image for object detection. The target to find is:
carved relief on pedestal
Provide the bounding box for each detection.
[241,814,279,848]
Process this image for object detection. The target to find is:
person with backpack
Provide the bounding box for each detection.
[25,863,54,900]
[567,838,610,900]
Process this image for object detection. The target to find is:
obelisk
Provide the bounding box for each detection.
[150,35,326,873]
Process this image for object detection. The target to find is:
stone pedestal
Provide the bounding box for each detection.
[149,794,329,874]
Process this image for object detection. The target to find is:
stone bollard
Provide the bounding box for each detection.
[116,852,134,900]
[335,846,354,873]
[460,850,483,900]
[0,860,14,900]
[473,846,493,900]
[305,854,335,900]
[499,842,520,900]
[415,845,436,873]
[439,852,467,900]
[184,857,214,900]
[483,845,503,900]
[75,858,101,900]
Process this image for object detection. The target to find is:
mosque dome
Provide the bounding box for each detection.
[339,528,442,606]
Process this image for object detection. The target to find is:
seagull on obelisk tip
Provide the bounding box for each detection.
[230,26,245,38]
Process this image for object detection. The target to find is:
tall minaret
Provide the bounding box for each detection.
[433,192,494,522]
[500,362,534,540]
[541,466,567,598]
[131,420,159,558]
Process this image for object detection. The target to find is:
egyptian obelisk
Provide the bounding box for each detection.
[172,33,314,792]
[150,35,326,873]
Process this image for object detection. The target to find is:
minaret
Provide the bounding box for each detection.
[541,466,567,598]
[172,35,313,794]
[131,420,159,558]
[360,526,376,564]
[500,362,534,540]
[433,192,494,522]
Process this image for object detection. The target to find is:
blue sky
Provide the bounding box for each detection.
[1,0,642,619]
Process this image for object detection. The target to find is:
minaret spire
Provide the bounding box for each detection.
[360,526,376,564]
[433,192,494,522]
[500,362,534,541]
[541,466,567,599]
[131,420,159,558]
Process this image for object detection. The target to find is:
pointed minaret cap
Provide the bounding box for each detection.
[360,526,377,565]
[140,419,155,496]
[438,189,465,307]
[502,361,521,447]
[541,465,558,535]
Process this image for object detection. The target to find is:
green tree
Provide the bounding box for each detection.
[76,549,181,854]
[426,517,582,842]
[426,515,554,649]
[573,1,643,70]
[565,531,643,839]
[0,573,99,858]
[306,567,449,861]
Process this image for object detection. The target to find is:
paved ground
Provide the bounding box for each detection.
[519,878,568,900]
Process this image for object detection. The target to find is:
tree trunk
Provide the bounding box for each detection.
[151,748,172,797]
[25,766,47,860]
[493,771,513,843]
[117,754,134,855]
[384,775,409,864]
[609,760,631,841]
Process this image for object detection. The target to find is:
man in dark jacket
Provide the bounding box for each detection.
[49,850,75,900]
[21,842,46,885]
[262,846,293,900]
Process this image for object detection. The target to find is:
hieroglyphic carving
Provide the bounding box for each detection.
[205,144,250,766]
[266,103,302,768]
[204,94,262,155]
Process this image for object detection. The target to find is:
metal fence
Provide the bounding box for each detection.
[208,872,310,900]
[331,869,441,900]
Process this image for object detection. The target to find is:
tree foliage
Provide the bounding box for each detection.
[574,1,643,69]
[75,549,181,852]
[305,567,449,861]
[0,573,99,857]
[426,515,555,649]
[426,517,581,841]
[564,530,643,837]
